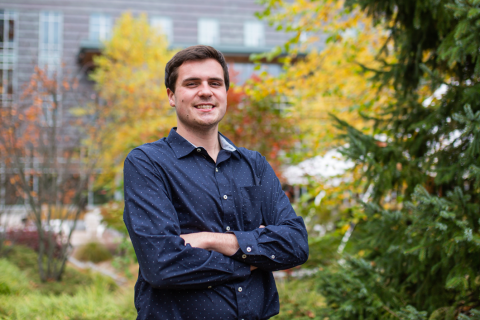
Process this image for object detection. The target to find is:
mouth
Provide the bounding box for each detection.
[194,103,215,110]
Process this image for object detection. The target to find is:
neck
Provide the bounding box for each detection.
[176,123,221,162]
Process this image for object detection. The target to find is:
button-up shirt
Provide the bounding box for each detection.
[123,128,309,320]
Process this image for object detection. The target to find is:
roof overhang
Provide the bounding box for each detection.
[77,40,295,69]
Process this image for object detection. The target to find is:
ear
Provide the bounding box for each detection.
[167,88,176,107]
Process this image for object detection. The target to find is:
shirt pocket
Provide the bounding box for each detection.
[240,186,265,231]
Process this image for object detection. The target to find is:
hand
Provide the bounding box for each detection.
[180,232,240,256]
[180,226,266,271]
[180,232,209,249]
[180,226,265,249]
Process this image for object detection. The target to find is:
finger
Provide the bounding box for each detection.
[179,235,189,244]
[259,225,265,228]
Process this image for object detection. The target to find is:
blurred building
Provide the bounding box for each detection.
[0,0,289,111]
[0,1,292,210]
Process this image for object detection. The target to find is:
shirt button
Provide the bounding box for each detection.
[246,247,252,252]
[223,195,228,199]
[196,148,201,152]
[215,167,218,172]
[271,255,275,259]
[226,226,230,231]
[238,287,243,292]
[208,286,212,289]
[242,254,247,259]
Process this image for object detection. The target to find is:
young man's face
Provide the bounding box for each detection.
[167,58,228,131]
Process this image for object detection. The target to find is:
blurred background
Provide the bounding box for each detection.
[0,0,479,319]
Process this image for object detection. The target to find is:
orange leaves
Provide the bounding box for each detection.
[9,175,19,184]
[220,72,297,180]
[62,80,70,90]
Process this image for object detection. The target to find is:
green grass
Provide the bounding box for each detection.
[1,245,326,319]
[0,274,136,320]
[0,259,31,295]
[0,245,136,320]
[5,245,102,296]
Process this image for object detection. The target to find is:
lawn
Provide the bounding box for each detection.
[0,246,136,320]
[0,246,323,319]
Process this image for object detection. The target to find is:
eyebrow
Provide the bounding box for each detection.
[182,77,224,83]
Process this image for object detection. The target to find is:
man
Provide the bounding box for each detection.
[123,45,308,320]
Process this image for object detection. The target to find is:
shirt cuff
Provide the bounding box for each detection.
[232,230,259,256]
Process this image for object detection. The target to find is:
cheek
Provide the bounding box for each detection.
[216,91,228,104]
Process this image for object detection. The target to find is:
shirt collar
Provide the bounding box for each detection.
[219,133,236,152]
[166,127,238,159]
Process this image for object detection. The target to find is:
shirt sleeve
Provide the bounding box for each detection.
[230,153,309,271]
[123,149,251,290]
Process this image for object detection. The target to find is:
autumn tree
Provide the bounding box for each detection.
[253,0,395,157]
[247,0,394,272]
[246,1,397,248]
[220,73,297,178]
[0,65,99,281]
[87,13,176,195]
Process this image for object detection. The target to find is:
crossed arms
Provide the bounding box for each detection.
[180,226,265,271]
[123,148,308,290]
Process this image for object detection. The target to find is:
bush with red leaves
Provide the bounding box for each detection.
[6,229,63,257]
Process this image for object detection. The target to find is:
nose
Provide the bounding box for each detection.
[198,82,213,98]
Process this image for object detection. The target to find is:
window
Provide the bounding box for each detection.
[150,16,173,43]
[244,21,264,47]
[0,10,17,107]
[231,63,281,85]
[38,11,62,126]
[198,19,219,45]
[89,13,112,42]
[39,11,62,73]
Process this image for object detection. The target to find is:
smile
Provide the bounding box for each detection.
[194,104,215,110]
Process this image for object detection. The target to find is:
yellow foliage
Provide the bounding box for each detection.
[250,0,397,157]
[87,13,177,183]
[245,0,403,233]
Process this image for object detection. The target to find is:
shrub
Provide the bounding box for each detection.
[6,229,62,257]
[275,277,326,319]
[0,259,31,296]
[5,245,100,296]
[100,201,127,235]
[0,273,135,320]
[75,242,112,263]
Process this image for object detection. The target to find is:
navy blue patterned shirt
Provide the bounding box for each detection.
[123,128,308,320]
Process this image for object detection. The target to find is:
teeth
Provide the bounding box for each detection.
[196,105,213,109]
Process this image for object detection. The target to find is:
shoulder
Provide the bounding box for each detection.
[236,147,264,162]
[236,147,269,176]
[124,139,174,182]
[125,138,171,164]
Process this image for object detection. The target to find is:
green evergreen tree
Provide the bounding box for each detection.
[317,0,480,319]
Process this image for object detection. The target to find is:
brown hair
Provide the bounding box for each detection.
[165,45,230,93]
